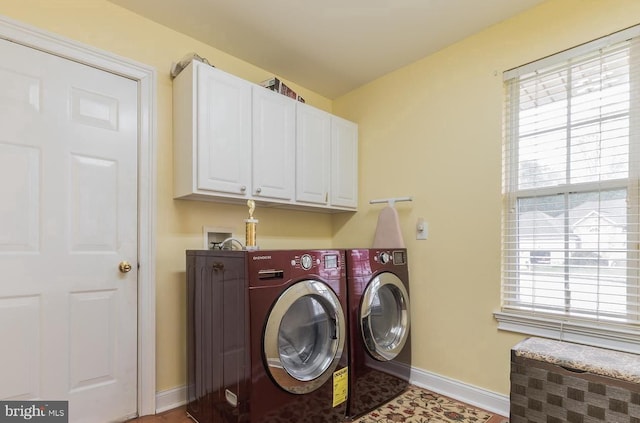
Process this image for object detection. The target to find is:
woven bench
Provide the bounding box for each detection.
[510,337,640,423]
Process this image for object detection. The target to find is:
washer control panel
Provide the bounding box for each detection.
[251,250,343,285]
[289,252,340,270]
[291,254,320,269]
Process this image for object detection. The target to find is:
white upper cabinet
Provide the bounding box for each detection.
[252,86,295,201]
[331,116,358,208]
[173,60,358,211]
[174,61,251,199]
[296,102,331,205]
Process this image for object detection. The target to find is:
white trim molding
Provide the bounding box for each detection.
[410,367,510,417]
[156,386,187,414]
[0,15,158,416]
[382,360,509,416]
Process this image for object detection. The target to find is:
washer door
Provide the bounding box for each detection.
[264,280,345,394]
[360,272,410,361]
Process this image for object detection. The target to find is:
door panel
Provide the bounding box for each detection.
[0,67,41,113]
[68,289,118,392]
[0,295,40,400]
[70,87,120,130]
[70,155,118,251]
[0,143,39,252]
[0,38,138,422]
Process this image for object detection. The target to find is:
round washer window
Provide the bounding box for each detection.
[278,295,335,381]
[264,280,345,394]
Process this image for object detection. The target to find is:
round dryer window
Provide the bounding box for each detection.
[360,272,410,361]
[263,280,345,394]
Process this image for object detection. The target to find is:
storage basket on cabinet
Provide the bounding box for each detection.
[510,337,640,423]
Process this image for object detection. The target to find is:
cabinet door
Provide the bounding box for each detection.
[296,103,330,205]
[252,87,295,200]
[197,64,251,195]
[331,116,358,208]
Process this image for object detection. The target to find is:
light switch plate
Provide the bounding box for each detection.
[416,218,428,240]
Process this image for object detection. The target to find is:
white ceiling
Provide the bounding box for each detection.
[109,0,546,98]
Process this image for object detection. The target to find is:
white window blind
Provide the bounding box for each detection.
[501,26,640,337]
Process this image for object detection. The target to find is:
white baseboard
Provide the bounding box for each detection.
[410,367,510,417]
[154,366,510,417]
[155,385,187,414]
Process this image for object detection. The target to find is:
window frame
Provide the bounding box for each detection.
[496,25,640,352]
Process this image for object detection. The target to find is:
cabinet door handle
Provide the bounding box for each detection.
[325,192,328,203]
[255,187,262,194]
[240,185,247,192]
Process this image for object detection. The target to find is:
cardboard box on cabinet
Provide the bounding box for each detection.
[260,77,305,103]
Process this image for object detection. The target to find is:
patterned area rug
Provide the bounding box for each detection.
[353,385,507,423]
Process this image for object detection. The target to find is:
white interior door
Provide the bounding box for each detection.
[0,38,138,422]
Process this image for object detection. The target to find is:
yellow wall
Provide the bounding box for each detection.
[0,0,335,392]
[333,0,640,395]
[2,0,640,400]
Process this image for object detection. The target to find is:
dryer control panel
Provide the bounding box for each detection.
[392,250,406,265]
[374,250,406,265]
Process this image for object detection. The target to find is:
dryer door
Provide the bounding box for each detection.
[264,280,346,394]
[360,272,410,361]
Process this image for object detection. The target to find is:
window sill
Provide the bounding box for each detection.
[494,311,640,353]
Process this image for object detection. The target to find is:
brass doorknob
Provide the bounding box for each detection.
[119,261,132,273]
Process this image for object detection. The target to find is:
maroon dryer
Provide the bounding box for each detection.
[345,248,412,419]
[186,249,349,423]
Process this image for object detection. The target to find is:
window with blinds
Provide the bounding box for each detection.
[501,26,640,340]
